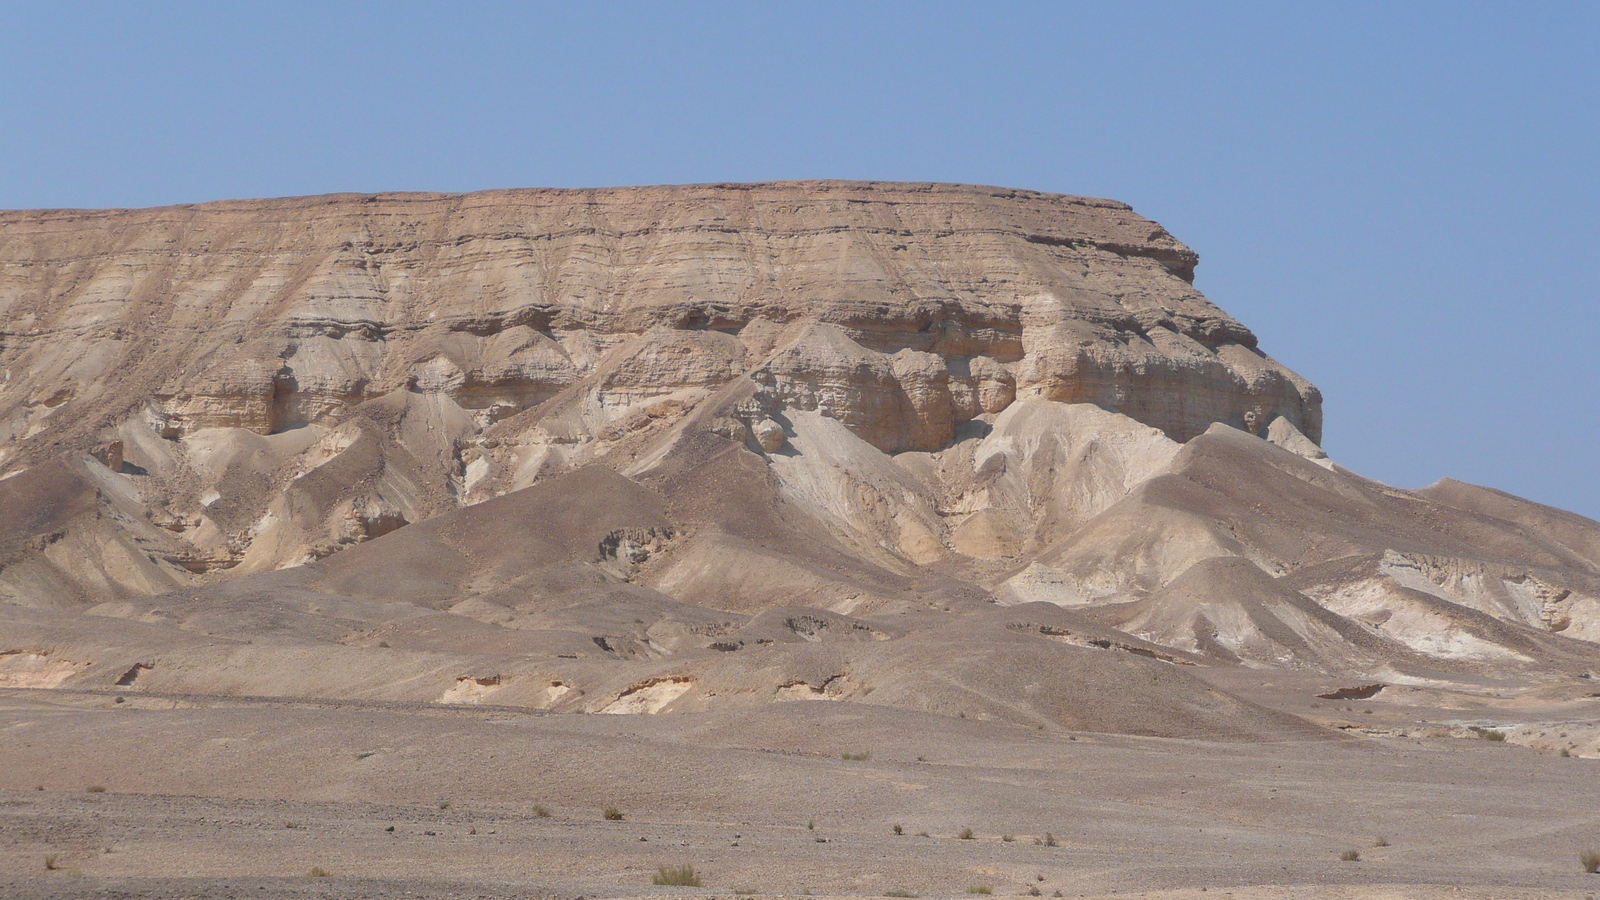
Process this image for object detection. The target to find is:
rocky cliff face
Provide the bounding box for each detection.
[0,181,1317,454]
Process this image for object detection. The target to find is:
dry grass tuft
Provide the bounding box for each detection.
[893,823,903,835]
[603,806,624,821]
[44,854,59,871]
[1581,849,1600,874]
[1373,835,1390,847]
[1033,832,1058,847]
[1340,849,1361,862]
[652,863,703,886]
[841,751,870,761]
[532,803,552,818]
[958,827,975,840]
[85,785,106,793]
[307,866,332,878]
[967,886,992,895]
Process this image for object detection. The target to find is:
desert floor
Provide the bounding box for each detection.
[3,685,1598,900]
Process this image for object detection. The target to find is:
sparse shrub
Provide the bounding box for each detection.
[377,641,390,648]
[967,886,992,895]
[603,806,624,821]
[807,819,815,831]
[735,888,760,896]
[958,827,975,840]
[842,751,871,761]
[653,864,703,886]
[284,821,299,829]
[1561,748,1573,757]
[916,830,930,837]
[1373,835,1390,847]
[893,823,903,835]
[1052,892,1063,898]
[884,891,917,898]
[1001,834,1015,842]
[44,854,59,871]
[1581,849,1600,873]
[1470,727,1507,742]
[1340,849,1361,862]
[1026,888,1042,897]
[1034,832,1058,847]
[308,866,332,878]
[532,803,552,817]
[438,800,450,810]
[85,785,106,793]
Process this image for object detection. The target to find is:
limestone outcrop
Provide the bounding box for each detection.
[0,181,1317,454]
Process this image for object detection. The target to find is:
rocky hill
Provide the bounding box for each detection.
[1,182,1596,743]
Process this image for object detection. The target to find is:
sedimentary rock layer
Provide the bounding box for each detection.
[0,181,1319,460]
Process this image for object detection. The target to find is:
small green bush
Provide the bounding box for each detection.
[892,823,903,835]
[967,886,992,895]
[841,751,871,761]
[653,864,703,887]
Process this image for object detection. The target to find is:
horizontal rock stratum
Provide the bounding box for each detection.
[0,181,1319,454]
[1,181,1598,744]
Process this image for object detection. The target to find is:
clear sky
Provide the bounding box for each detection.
[3,2,1596,518]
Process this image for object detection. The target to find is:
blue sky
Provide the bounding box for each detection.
[3,2,1596,517]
